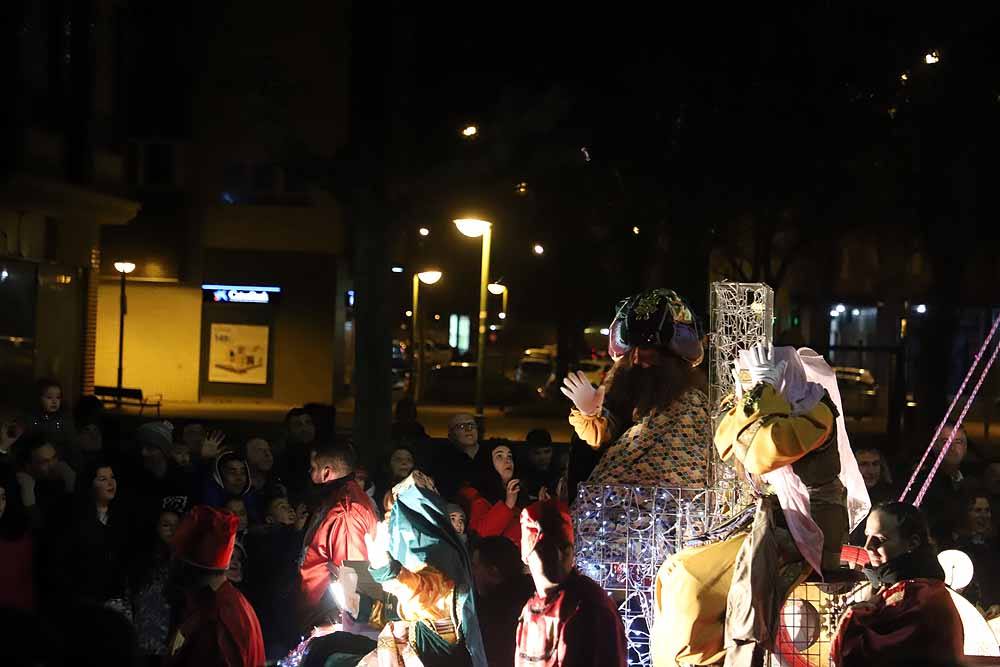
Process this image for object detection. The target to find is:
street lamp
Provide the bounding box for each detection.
[453,218,492,419]
[461,125,478,138]
[412,269,443,401]
[418,227,430,237]
[113,261,136,408]
[488,281,508,319]
[533,243,545,256]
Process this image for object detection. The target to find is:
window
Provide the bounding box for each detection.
[449,314,471,355]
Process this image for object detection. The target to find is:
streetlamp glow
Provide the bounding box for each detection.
[405,310,413,317]
[418,227,430,237]
[391,266,404,274]
[454,218,492,238]
[632,226,640,235]
[114,261,136,274]
[487,282,506,295]
[461,125,478,137]
[498,312,507,320]
[925,50,940,64]
[417,270,442,285]
[533,244,545,256]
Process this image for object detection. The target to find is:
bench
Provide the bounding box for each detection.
[93,386,162,417]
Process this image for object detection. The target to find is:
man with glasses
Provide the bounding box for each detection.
[433,413,490,500]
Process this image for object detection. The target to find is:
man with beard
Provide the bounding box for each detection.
[165,505,265,667]
[563,289,710,487]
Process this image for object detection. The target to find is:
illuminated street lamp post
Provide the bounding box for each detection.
[412,270,442,402]
[113,261,136,408]
[488,281,508,319]
[454,218,492,420]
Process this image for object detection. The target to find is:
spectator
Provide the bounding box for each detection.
[515,500,627,666]
[920,423,973,545]
[832,502,963,667]
[521,429,559,503]
[165,505,265,666]
[0,405,24,469]
[224,497,250,535]
[390,397,428,448]
[72,395,106,471]
[298,442,377,627]
[985,462,1000,533]
[849,446,896,545]
[472,536,534,666]
[134,421,193,524]
[354,461,376,503]
[432,413,490,500]
[203,450,258,523]
[244,437,280,495]
[132,507,179,660]
[14,432,71,529]
[457,442,526,545]
[373,444,416,512]
[245,493,305,660]
[58,461,129,609]
[180,422,206,459]
[226,541,247,587]
[29,378,73,451]
[303,403,336,442]
[0,473,34,611]
[952,492,1000,608]
[446,502,468,544]
[278,407,318,503]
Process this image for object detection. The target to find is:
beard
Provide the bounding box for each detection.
[604,350,700,420]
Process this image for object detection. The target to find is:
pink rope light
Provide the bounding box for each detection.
[913,331,1000,507]
[897,311,1000,505]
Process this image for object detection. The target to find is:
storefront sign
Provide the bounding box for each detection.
[202,284,280,305]
[208,323,269,384]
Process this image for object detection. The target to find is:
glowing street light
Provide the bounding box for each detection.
[515,181,528,195]
[461,125,478,138]
[488,282,508,318]
[916,304,928,314]
[114,261,136,408]
[498,312,507,320]
[391,266,404,274]
[411,268,444,401]
[533,244,545,256]
[417,270,442,285]
[632,226,640,235]
[836,304,847,314]
[487,283,506,295]
[418,227,430,237]
[453,217,493,419]
[925,50,940,65]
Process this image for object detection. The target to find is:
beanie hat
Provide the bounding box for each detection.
[525,429,553,449]
[135,420,174,453]
[172,505,238,570]
[445,503,466,520]
[520,499,574,563]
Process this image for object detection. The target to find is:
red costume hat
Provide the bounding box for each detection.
[173,505,239,570]
[520,500,574,563]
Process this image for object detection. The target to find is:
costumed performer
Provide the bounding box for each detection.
[165,505,266,667]
[831,501,963,667]
[514,499,627,667]
[358,470,486,667]
[563,288,710,487]
[651,344,870,667]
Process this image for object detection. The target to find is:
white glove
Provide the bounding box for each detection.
[745,343,786,388]
[364,521,391,570]
[560,371,606,416]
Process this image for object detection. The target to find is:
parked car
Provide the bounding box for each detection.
[515,356,555,391]
[575,358,613,386]
[423,362,539,406]
[833,366,878,418]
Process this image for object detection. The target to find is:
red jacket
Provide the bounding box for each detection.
[165,580,265,667]
[515,570,627,667]
[299,478,378,610]
[457,485,520,545]
[831,578,964,667]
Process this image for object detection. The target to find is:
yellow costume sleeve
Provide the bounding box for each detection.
[383,565,455,623]
[714,385,833,475]
[568,408,615,449]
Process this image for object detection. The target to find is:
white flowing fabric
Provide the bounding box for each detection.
[735,347,871,576]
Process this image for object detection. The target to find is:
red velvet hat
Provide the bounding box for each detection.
[172,505,239,570]
[520,500,574,563]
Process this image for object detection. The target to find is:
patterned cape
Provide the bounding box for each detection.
[587,388,710,487]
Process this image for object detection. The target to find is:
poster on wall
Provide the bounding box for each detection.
[208,323,269,384]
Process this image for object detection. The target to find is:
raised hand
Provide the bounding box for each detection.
[560,371,606,416]
[505,478,521,509]
[201,430,227,459]
[746,343,786,388]
[364,521,391,569]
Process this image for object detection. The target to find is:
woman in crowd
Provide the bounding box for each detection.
[58,460,130,610]
[131,506,180,662]
[374,444,417,514]
[457,442,542,546]
[952,492,1000,609]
